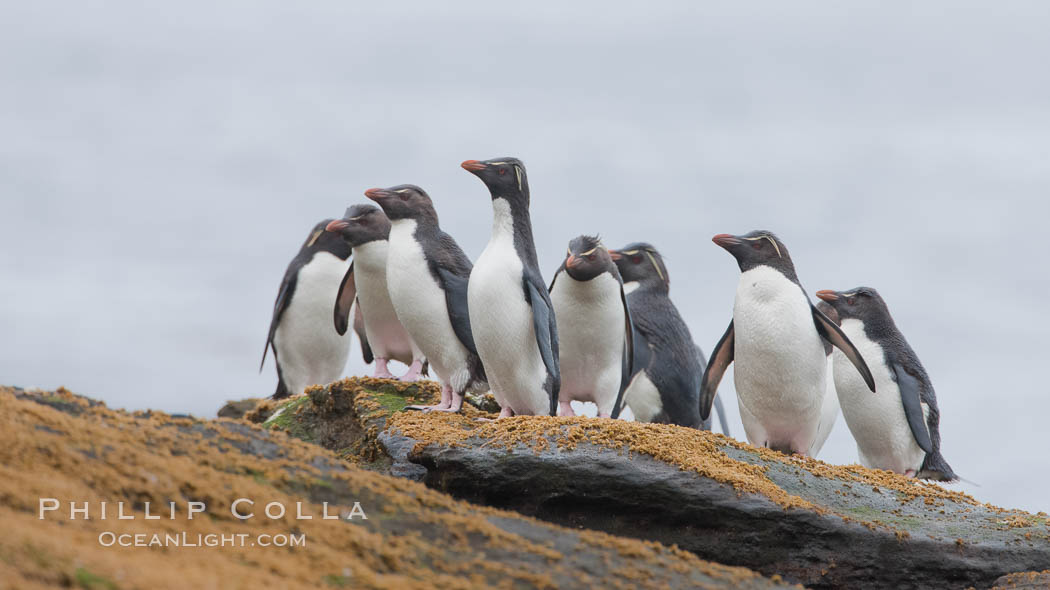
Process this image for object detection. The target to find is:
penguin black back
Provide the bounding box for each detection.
[610,243,704,427]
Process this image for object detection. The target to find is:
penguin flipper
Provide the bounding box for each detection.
[892,362,934,454]
[435,267,478,355]
[262,270,297,372]
[811,303,876,393]
[700,320,734,421]
[352,299,373,364]
[524,276,560,415]
[611,284,637,419]
[333,261,356,336]
[695,343,731,436]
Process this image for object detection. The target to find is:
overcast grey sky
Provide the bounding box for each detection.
[2,1,1048,512]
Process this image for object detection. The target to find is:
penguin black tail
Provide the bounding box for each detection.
[713,395,731,437]
[918,450,957,482]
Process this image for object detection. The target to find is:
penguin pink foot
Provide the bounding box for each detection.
[427,391,464,413]
[558,401,575,417]
[406,383,453,411]
[497,406,515,419]
[372,358,396,380]
[399,359,424,382]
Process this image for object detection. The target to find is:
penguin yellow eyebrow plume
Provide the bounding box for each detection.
[743,235,782,258]
[514,165,523,191]
[645,251,666,282]
[580,247,598,256]
[306,228,323,247]
[395,189,410,194]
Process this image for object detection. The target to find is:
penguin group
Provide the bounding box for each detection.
[260,158,955,482]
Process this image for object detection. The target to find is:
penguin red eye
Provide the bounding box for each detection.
[630,255,642,264]
[847,297,856,305]
[586,254,596,261]
[498,168,506,175]
[399,193,410,201]
[751,242,762,250]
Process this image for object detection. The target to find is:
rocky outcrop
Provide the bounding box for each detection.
[216,397,262,419]
[261,378,1050,590]
[0,385,792,590]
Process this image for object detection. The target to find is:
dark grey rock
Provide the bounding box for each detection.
[403,436,1050,590]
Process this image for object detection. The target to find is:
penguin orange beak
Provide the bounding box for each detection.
[607,249,622,260]
[712,233,741,249]
[816,290,839,302]
[566,254,582,268]
[325,219,350,232]
[364,188,391,201]
[461,160,487,172]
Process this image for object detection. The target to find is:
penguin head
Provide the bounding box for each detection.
[562,235,615,282]
[301,219,352,259]
[324,204,391,247]
[461,157,529,202]
[712,230,797,277]
[816,287,891,325]
[364,184,439,224]
[608,242,670,291]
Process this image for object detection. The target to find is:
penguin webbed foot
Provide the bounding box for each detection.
[405,387,462,413]
[398,359,425,382]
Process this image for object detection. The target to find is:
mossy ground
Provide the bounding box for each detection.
[257,378,489,468]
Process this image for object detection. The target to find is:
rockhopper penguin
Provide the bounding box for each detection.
[609,242,728,432]
[816,287,956,481]
[548,235,636,418]
[365,185,487,412]
[700,231,876,455]
[462,157,559,417]
[261,220,353,399]
[325,204,426,380]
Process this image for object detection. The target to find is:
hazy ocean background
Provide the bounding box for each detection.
[2,1,1048,512]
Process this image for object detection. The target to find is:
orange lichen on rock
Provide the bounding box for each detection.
[991,569,1050,589]
[0,385,793,590]
[387,412,817,511]
[386,403,983,517]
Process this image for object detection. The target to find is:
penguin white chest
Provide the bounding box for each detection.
[624,371,663,423]
[550,272,624,412]
[386,220,468,385]
[274,251,352,394]
[352,240,417,364]
[468,201,549,414]
[732,265,827,453]
[833,319,925,474]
